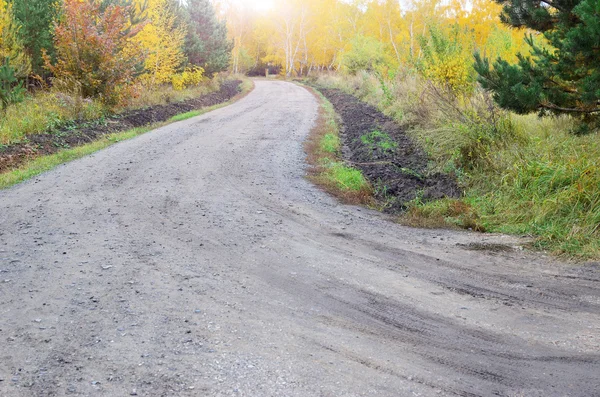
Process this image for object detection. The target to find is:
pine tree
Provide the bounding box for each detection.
[474,0,600,127]
[0,57,25,108]
[12,0,56,77]
[180,0,232,76]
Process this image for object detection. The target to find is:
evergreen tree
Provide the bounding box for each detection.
[12,0,56,77]
[474,0,600,127]
[0,57,25,108]
[180,0,232,76]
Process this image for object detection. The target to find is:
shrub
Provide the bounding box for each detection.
[0,57,25,109]
[44,0,145,106]
[417,24,476,94]
[341,35,389,75]
[171,66,205,90]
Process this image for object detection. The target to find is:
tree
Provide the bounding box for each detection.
[0,57,25,108]
[180,0,232,76]
[475,0,600,125]
[0,0,30,78]
[130,0,185,85]
[12,0,56,77]
[342,35,389,75]
[45,0,144,105]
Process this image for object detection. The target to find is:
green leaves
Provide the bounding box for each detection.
[476,0,600,127]
[0,57,25,109]
[180,0,232,76]
[12,0,56,76]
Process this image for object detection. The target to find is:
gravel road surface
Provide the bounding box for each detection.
[1,80,599,397]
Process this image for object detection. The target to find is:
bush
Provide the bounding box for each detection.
[0,57,25,109]
[417,24,476,94]
[171,66,205,91]
[341,35,389,75]
[45,0,144,106]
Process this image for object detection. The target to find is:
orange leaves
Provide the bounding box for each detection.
[45,0,144,106]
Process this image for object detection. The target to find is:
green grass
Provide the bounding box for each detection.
[170,110,202,122]
[325,160,370,191]
[321,133,340,154]
[316,72,600,259]
[360,129,398,152]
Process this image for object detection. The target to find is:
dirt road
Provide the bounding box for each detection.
[1,81,599,397]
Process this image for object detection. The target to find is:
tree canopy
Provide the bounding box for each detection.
[181,0,232,76]
[475,0,600,127]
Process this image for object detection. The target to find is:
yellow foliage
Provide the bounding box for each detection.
[171,66,204,90]
[129,0,185,85]
[218,0,530,85]
[0,0,30,77]
[423,56,473,93]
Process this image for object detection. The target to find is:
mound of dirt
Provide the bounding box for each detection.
[318,88,460,212]
[0,80,242,174]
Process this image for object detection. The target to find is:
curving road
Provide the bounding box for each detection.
[1,80,599,397]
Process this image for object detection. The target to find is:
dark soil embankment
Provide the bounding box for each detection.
[0,80,242,173]
[318,88,459,212]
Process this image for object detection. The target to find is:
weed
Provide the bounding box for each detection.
[320,133,340,154]
[360,129,398,153]
[326,160,370,192]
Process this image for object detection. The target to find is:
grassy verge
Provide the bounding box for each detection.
[0,77,233,146]
[315,72,600,259]
[303,86,373,205]
[0,78,254,190]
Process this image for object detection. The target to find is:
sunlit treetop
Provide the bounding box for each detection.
[230,0,274,12]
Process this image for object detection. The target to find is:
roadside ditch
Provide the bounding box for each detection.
[315,87,460,213]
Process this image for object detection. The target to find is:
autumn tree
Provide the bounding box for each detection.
[475,0,600,126]
[180,0,232,76]
[12,0,56,77]
[267,0,311,77]
[46,0,144,105]
[129,0,185,85]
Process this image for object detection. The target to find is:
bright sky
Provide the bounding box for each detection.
[237,0,274,12]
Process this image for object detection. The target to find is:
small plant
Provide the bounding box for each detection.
[360,129,398,153]
[327,161,371,192]
[0,57,25,109]
[320,133,340,154]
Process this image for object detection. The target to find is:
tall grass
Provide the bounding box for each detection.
[0,92,106,145]
[315,71,600,259]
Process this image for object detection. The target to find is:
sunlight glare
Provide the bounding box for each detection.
[237,0,274,12]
